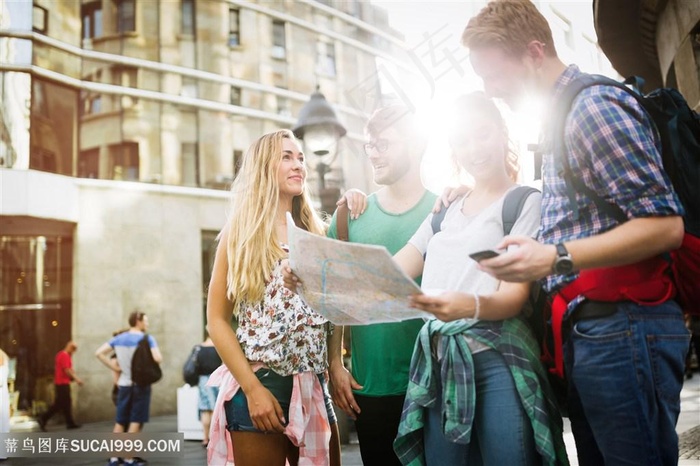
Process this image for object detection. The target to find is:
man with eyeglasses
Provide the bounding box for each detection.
[96,310,162,466]
[326,105,436,466]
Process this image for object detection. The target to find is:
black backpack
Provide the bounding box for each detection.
[550,74,700,316]
[131,334,162,386]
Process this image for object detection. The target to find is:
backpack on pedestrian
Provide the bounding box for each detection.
[131,334,162,386]
[550,74,700,317]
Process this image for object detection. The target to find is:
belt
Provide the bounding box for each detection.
[569,300,619,324]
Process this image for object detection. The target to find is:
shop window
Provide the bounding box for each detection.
[272,21,286,59]
[109,142,139,181]
[229,8,240,46]
[115,0,136,33]
[81,2,103,39]
[78,148,99,179]
[181,0,195,35]
[32,5,48,33]
[0,232,74,414]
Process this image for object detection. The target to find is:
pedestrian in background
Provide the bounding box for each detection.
[96,310,162,466]
[38,341,82,431]
[462,1,689,464]
[194,334,221,448]
[325,105,436,466]
[110,328,129,406]
[206,129,341,466]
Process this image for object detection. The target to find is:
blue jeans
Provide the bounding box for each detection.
[565,300,689,465]
[224,369,336,432]
[423,349,538,466]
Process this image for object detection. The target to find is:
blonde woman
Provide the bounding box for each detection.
[206,129,342,466]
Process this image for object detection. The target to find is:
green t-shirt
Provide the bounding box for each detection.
[328,190,437,397]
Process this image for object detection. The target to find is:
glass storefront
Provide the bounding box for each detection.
[0,222,73,414]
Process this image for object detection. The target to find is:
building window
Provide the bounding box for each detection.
[277,96,291,117]
[81,2,103,39]
[109,142,139,181]
[272,21,286,59]
[316,41,336,76]
[115,0,136,33]
[550,8,574,49]
[78,148,100,178]
[229,8,240,46]
[181,142,198,186]
[32,5,48,33]
[181,0,195,35]
[230,86,241,106]
[233,149,243,178]
[181,78,197,98]
[113,66,138,107]
[30,147,56,173]
[80,91,102,115]
[31,81,49,118]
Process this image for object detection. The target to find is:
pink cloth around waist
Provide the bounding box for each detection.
[206,363,331,466]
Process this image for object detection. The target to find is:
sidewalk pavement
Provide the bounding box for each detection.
[3,375,698,466]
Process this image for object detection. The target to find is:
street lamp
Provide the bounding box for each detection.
[292,86,347,215]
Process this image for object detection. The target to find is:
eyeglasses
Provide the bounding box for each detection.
[363,139,392,155]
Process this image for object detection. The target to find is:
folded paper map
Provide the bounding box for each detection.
[287,212,428,325]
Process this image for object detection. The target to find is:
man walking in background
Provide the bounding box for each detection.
[38,340,82,431]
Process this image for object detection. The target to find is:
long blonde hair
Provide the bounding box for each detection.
[224,129,326,315]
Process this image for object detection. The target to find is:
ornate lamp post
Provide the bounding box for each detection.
[292,87,347,215]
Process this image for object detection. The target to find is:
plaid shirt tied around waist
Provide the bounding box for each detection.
[394,317,568,466]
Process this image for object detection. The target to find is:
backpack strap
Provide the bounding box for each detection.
[431,206,448,235]
[502,186,540,235]
[551,74,634,223]
[336,203,349,241]
[431,186,539,236]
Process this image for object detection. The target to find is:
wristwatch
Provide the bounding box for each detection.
[552,243,574,275]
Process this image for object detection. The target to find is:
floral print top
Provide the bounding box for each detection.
[236,250,329,377]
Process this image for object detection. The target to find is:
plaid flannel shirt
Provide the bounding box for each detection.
[539,65,683,304]
[207,364,331,466]
[393,317,568,466]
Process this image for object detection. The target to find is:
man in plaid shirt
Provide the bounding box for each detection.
[461,1,689,465]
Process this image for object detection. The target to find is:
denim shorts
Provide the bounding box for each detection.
[224,368,336,432]
[115,385,151,425]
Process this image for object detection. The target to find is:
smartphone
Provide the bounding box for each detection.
[469,249,503,262]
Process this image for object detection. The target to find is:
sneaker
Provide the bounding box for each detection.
[124,458,147,466]
[66,423,81,429]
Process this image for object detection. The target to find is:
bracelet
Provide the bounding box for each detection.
[472,293,481,320]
